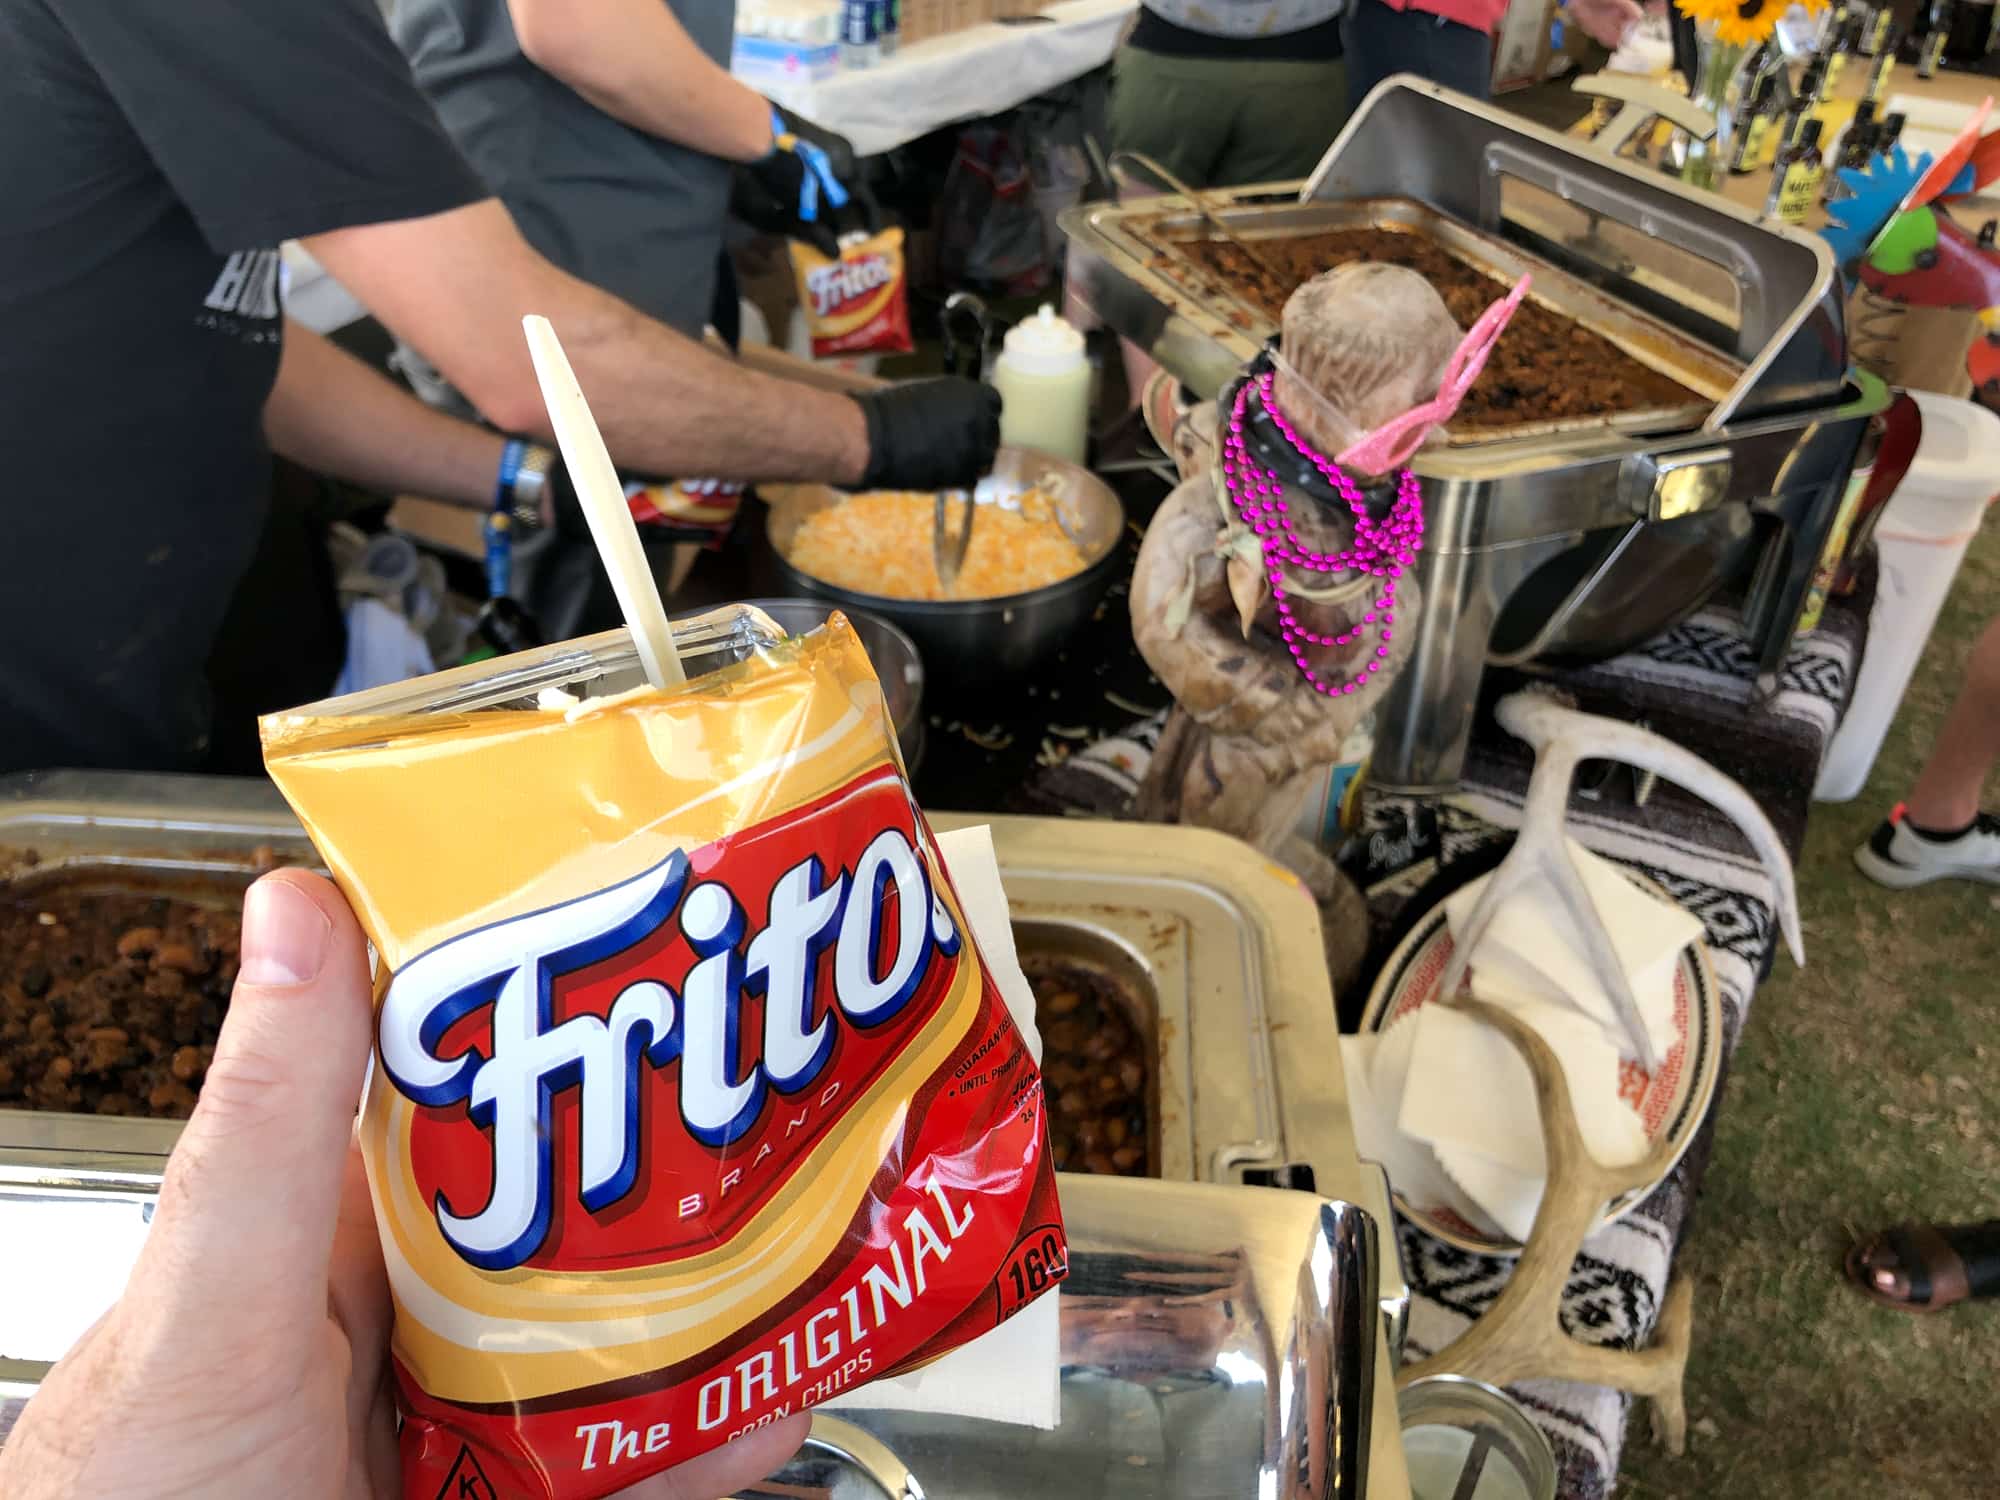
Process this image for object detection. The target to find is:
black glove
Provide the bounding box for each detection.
[853,378,1003,492]
[731,103,873,258]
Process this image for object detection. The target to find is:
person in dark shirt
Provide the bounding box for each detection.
[392,0,857,339]
[0,0,996,775]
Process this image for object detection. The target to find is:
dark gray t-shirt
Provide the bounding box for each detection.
[393,0,739,337]
[0,0,486,774]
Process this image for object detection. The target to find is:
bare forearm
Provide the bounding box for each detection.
[534,280,872,483]
[304,202,870,485]
[263,323,504,508]
[511,0,772,162]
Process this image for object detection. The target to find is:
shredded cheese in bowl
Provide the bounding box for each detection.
[785,488,1091,601]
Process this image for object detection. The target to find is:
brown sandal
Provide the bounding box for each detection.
[1845,1221,2000,1313]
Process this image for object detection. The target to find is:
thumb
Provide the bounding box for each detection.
[138,870,376,1326]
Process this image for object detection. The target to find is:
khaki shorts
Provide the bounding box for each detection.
[1109,46,1349,190]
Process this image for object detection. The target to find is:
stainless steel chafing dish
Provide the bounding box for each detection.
[0,764,1410,1497]
[1065,78,1889,792]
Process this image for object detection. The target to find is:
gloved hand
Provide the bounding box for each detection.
[731,103,874,257]
[852,377,1003,492]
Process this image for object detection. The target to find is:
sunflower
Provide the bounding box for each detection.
[1674,0,1793,46]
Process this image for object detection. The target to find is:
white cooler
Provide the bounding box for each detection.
[1816,392,2000,801]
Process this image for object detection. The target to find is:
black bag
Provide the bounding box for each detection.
[937,122,1048,295]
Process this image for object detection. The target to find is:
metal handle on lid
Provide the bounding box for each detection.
[799,1415,928,1500]
[1620,445,1735,522]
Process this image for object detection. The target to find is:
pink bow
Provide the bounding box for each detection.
[1335,273,1532,475]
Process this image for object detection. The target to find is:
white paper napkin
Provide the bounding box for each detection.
[1430,1139,1547,1245]
[1443,839,1700,1063]
[1344,1022,1493,1232]
[825,823,1060,1429]
[1396,1002,1648,1239]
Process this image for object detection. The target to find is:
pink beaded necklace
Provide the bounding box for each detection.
[1220,369,1422,699]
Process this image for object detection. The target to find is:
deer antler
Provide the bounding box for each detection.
[1396,999,1693,1454]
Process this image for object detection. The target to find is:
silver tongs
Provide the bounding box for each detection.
[1110,149,1296,293]
[933,487,976,593]
[933,290,994,594]
[1438,692,1806,1074]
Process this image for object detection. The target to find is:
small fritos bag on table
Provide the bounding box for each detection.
[262,607,1064,1500]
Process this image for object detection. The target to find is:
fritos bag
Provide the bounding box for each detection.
[262,611,1064,1500]
[789,226,915,358]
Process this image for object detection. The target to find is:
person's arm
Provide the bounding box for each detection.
[508,0,772,163]
[263,321,506,508]
[1565,0,1642,48]
[302,199,874,484]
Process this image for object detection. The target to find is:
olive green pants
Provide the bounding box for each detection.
[1109,47,1350,190]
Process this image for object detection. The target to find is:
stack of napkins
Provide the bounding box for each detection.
[1344,842,1701,1243]
[1440,837,1699,1064]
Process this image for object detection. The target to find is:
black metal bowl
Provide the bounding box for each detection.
[762,447,1126,688]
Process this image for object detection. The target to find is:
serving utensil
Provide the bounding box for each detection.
[933,487,976,594]
[1110,149,1297,293]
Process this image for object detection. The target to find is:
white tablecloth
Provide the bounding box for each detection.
[751,0,1135,156]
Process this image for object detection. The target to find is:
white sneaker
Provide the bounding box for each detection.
[1853,806,2000,888]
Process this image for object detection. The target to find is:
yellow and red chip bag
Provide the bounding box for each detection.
[627,477,743,547]
[789,226,915,359]
[262,615,1063,1500]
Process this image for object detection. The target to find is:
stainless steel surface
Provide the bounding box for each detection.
[933,486,976,593]
[1063,79,1877,790]
[669,598,926,771]
[1370,370,1886,791]
[776,1178,1380,1500]
[1486,506,1757,666]
[763,446,1127,684]
[1071,194,1741,445]
[0,782,1409,1496]
[1299,78,1850,424]
[1398,1375,1557,1500]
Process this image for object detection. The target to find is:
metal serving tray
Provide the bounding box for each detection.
[0,769,1409,1498]
[1064,79,1848,431]
[1098,195,1744,446]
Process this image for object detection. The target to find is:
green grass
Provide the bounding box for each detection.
[1618,513,2000,1496]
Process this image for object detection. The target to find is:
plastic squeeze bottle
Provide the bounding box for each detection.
[993,304,1091,464]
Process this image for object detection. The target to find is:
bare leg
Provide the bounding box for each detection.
[1905,613,2000,830]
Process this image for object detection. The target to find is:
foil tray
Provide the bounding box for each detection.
[0,772,1410,1498]
[1064,191,1744,444]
